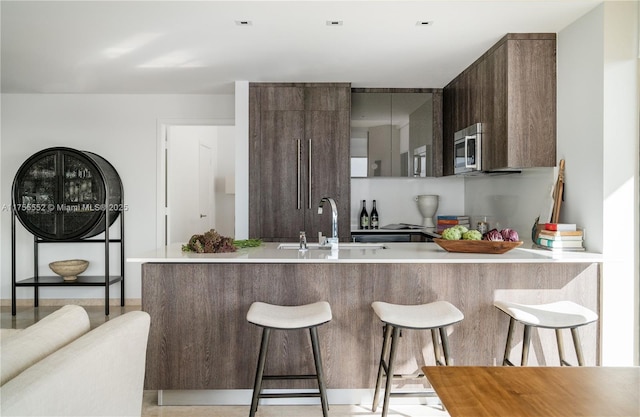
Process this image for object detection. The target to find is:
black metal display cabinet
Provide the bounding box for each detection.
[11,147,125,316]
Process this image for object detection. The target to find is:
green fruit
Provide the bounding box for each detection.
[441,227,462,240]
[462,230,482,240]
[452,225,469,234]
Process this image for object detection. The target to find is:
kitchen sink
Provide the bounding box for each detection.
[277,243,387,250]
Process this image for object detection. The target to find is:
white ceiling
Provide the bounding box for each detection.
[1,0,601,94]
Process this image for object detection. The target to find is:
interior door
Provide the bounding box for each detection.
[198,143,214,232]
[167,126,215,244]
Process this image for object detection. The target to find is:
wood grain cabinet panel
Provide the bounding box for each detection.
[142,262,599,390]
[443,33,557,175]
[249,83,351,242]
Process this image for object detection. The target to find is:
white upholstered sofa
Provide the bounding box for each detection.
[0,305,150,417]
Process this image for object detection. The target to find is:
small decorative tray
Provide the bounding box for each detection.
[433,238,523,254]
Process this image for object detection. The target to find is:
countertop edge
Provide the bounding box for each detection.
[127,242,603,264]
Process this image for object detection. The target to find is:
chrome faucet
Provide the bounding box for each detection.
[299,231,307,250]
[318,197,338,245]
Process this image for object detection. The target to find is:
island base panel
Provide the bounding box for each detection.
[142,262,599,390]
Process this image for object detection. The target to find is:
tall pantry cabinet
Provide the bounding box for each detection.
[249,83,351,242]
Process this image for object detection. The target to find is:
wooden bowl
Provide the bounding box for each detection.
[49,259,89,281]
[433,238,523,254]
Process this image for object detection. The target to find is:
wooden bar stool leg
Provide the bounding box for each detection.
[571,327,585,366]
[372,324,392,412]
[439,327,452,365]
[521,325,532,366]
[309,326,329,417]
[249,327,271,417]
[502,317,516,366]
[382,326,400,417]
[556,328,569,366]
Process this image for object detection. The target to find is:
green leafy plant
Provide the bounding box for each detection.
[233,239,262,248]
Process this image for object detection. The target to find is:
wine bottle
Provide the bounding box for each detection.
[370,200,379,229]
[359,200,369,229]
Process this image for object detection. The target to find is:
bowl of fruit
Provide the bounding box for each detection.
[434,226,522,254]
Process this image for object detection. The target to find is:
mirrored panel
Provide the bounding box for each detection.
[351,91,435,177]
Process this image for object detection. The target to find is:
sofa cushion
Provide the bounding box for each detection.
[0,310,151,417]
[0,328,22,342]
[0,305,90,386]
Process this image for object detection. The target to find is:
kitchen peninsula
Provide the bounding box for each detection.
[130,242,602,404]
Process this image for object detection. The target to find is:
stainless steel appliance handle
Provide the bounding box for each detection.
[297,139,301,210]
[308,139,312,209]
[464,135,477,168]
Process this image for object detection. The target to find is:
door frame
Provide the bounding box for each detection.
[156,118,234,248]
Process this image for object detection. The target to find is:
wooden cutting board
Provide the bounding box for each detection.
[551,159,565,224]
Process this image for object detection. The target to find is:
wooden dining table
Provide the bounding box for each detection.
[422,366,640,417]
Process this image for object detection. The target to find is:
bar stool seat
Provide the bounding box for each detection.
[247,301,332,417]
[371,300,464,417]
[247,301,332,329]
[494,300,598,366]
[372,300,465,329]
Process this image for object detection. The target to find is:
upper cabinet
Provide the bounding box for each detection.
[443,33,557,175]
[350,89,443,178]
[249,83,351,242]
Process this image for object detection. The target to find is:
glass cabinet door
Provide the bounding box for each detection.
[16,151,58,237]
[61,153,104,238]
[12,147,120,241]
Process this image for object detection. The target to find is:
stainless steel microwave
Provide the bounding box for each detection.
[454,123,482,174]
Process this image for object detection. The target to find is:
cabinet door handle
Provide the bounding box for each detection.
[308,138,312,209]
[297,139,301,210]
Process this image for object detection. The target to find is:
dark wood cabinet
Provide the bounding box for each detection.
[443,33,556,175]
[482,35,556,170]
[249,83,351,242]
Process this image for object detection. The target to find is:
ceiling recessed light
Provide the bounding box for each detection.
[416,21,433,26]
[326,20,343,26]
[235,20,252,26]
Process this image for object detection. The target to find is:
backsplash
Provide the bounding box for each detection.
[350,176,465,229]
[351,167,556,241]
[464,168,556,241]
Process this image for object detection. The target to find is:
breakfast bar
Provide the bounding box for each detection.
[130,242,602,405]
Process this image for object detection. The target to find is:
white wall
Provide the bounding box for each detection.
[559,2,638,365]
[464,168,556,240]
[234,81,249,240]
[600,1,638,366]
[1,94,234,302]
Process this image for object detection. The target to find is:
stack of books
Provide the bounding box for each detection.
[535,223,585,251]
[437,215,470,233]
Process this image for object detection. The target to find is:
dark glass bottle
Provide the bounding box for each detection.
[370,200,379,229]
[359,200,369,229]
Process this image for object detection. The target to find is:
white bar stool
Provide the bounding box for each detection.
[494,300,598,366]
[371,300,464,417]
[246,301,332,417]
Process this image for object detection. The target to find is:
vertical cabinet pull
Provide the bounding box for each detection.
[308,139,312,209]
[297,139,301,210]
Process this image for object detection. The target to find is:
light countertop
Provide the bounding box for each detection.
[128,242,602,264]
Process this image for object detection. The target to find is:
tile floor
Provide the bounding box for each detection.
[2,304,449,417]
